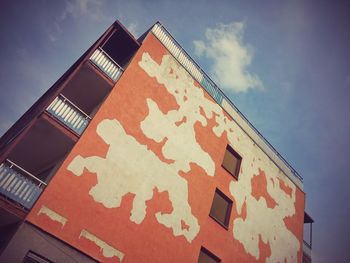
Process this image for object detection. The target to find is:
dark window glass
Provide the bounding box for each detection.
[197,247,221,263]
[23,251,53,263]
[222,144,242,179]
[209,189,232,228]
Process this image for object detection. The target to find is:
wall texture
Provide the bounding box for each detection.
[27,33,304,263]
[0,222,97,263]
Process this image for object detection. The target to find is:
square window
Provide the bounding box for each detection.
[222,144,242,179]
[209,189,233,228]
[197,247,221,263]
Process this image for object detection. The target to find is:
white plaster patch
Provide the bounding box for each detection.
[37,205,67,228]
[68,119,199,242]
[79,229,124,262]
[138,53,228,177]
[225,106,299,263]
[142,98,215,176]
[138,52,300,262]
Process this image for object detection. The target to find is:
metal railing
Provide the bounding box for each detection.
[0,159,46,209]
[152,23,223,104]
[303,240,312,259]
[89,47,123,82]
[46,94,91,135]
[151,22,303,184]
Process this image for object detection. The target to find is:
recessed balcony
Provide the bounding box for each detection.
[303,212,314,263]
[45,26,140,136]
[89,48,123,82]
[46,94,91,136]
[0,160,45,210]
[1,118,75,210]
[58,54,118,129]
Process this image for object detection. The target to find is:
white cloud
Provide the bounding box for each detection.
[193,22,263,92]
[193,40,206,57]
[48,0,111,42]
[61,0,105,21]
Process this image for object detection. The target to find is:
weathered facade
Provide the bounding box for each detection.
[0,21,313,263]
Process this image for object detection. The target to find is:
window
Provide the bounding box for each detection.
[197,247,221,263]
[209,189,233,229]
[22,251,53,263]
[222,144,242,179]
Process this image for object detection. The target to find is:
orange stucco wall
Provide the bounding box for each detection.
[27,33,305,263]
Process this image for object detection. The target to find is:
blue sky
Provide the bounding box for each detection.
[1,0,350,262]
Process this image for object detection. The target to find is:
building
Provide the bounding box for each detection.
[0,20,313,263]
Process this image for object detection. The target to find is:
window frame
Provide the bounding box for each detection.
[209,188,233,230]
[22,251,53,263]
[197,246,221,263]
[221,144,242,179]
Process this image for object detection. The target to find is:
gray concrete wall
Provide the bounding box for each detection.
[0,222,98,263]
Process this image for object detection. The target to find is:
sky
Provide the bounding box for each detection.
[0,0,350,262]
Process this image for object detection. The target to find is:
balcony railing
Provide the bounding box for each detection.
[0,159,46,210]
[303,240,312,260]
[89,48,123,82]
[152,23,223,104]
[151,22,304,185]
[46,94,91,135]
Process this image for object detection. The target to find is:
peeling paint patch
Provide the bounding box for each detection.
[139,52,300,262]
[37,205,67,228]
[68,119,200,242]
[79,229,124,262]
[139,53,220,177]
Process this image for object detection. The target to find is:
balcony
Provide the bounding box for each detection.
[47,27,139,137]
[303,212,314,263]
[89,48,123,82]
[2,117,75,210]
[45,47,130,139]
[0,160,45,210]
[303,241,312,263]
[0,22,141,217]
[56,49,125,130]
[46,94,91,136]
